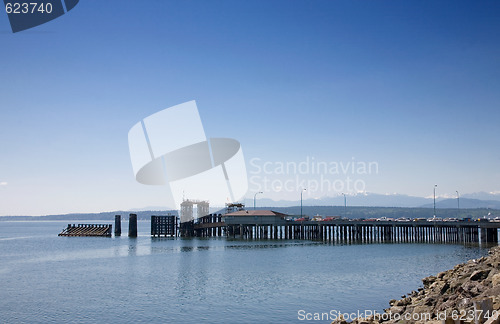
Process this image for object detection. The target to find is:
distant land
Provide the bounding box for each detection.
[247,192,500,209]
[420,198,500,209]
[102,191,500,212]
[0,210,178,222]
[263,206,498,220]
[0,206,497,222]
[1,192,499,221]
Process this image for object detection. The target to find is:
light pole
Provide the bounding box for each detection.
[456,190,460,216]
[342,193,346,219]
[433,184,438,218]
[254,191,263,210]
[300,188,306,218]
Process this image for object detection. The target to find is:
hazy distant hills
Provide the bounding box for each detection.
[1,192,499,221]
[1,205,497,222]
[254,194,429,208]
[253,192,500,209]
[88,192,500,212]
[0,210,178,221]
[420,198,500,209]
[255,206,498,220]
[461,191,500,201]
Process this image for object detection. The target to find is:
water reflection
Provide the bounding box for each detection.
[128,238,137,257]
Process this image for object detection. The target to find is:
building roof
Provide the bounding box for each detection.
[224,210,288,217]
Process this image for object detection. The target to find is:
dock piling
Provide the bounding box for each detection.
[129,214,137,237]
[115,215,121,236]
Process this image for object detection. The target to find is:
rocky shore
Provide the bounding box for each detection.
[333,246,500,324]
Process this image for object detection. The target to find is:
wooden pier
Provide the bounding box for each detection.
[58,224,112,237]
[189,211,500,244]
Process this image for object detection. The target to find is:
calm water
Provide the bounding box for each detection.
[0,221,493,323]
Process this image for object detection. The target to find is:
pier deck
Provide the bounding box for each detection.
[191,214,500,244]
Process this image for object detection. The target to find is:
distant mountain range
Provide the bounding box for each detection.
[1,205,497,222]
[420,198,500,209]
[1,192,499,221]
[248,192,500,209]
[461,191,500,201]
[100,192,500,212]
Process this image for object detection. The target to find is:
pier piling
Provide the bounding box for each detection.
[115,215,121,236]
[128,214,137,237]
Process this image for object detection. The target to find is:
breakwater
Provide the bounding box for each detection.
[333,246,500,324]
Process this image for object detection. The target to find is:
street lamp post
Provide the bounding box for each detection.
[254,191,263,210]
[456,190,460,216]
[433,184,438,218]
[300,188,306,218]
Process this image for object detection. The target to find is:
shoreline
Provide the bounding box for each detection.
[333,246,500,324]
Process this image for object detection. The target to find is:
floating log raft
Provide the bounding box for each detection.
[58,224,112,237]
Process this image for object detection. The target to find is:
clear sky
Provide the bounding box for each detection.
[1,0,499,215]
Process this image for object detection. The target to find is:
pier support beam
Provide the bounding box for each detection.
[115,215,121,236]
[481,228,499,244]
[129,213,138,237]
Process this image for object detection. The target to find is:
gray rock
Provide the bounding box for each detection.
[470,269,490,281]
[422,276,437,287]
[389,306,404,314]
[492,273,500,286]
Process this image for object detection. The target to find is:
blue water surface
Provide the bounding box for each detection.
[0,221,492,323]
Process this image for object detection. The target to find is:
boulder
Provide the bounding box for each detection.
[492,273,500,286]
[470,269,490,281]
[422,276,437,288]
[388,306,404,315]
[440,282,450,294]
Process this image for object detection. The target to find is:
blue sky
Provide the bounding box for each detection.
[1,0,499,215]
